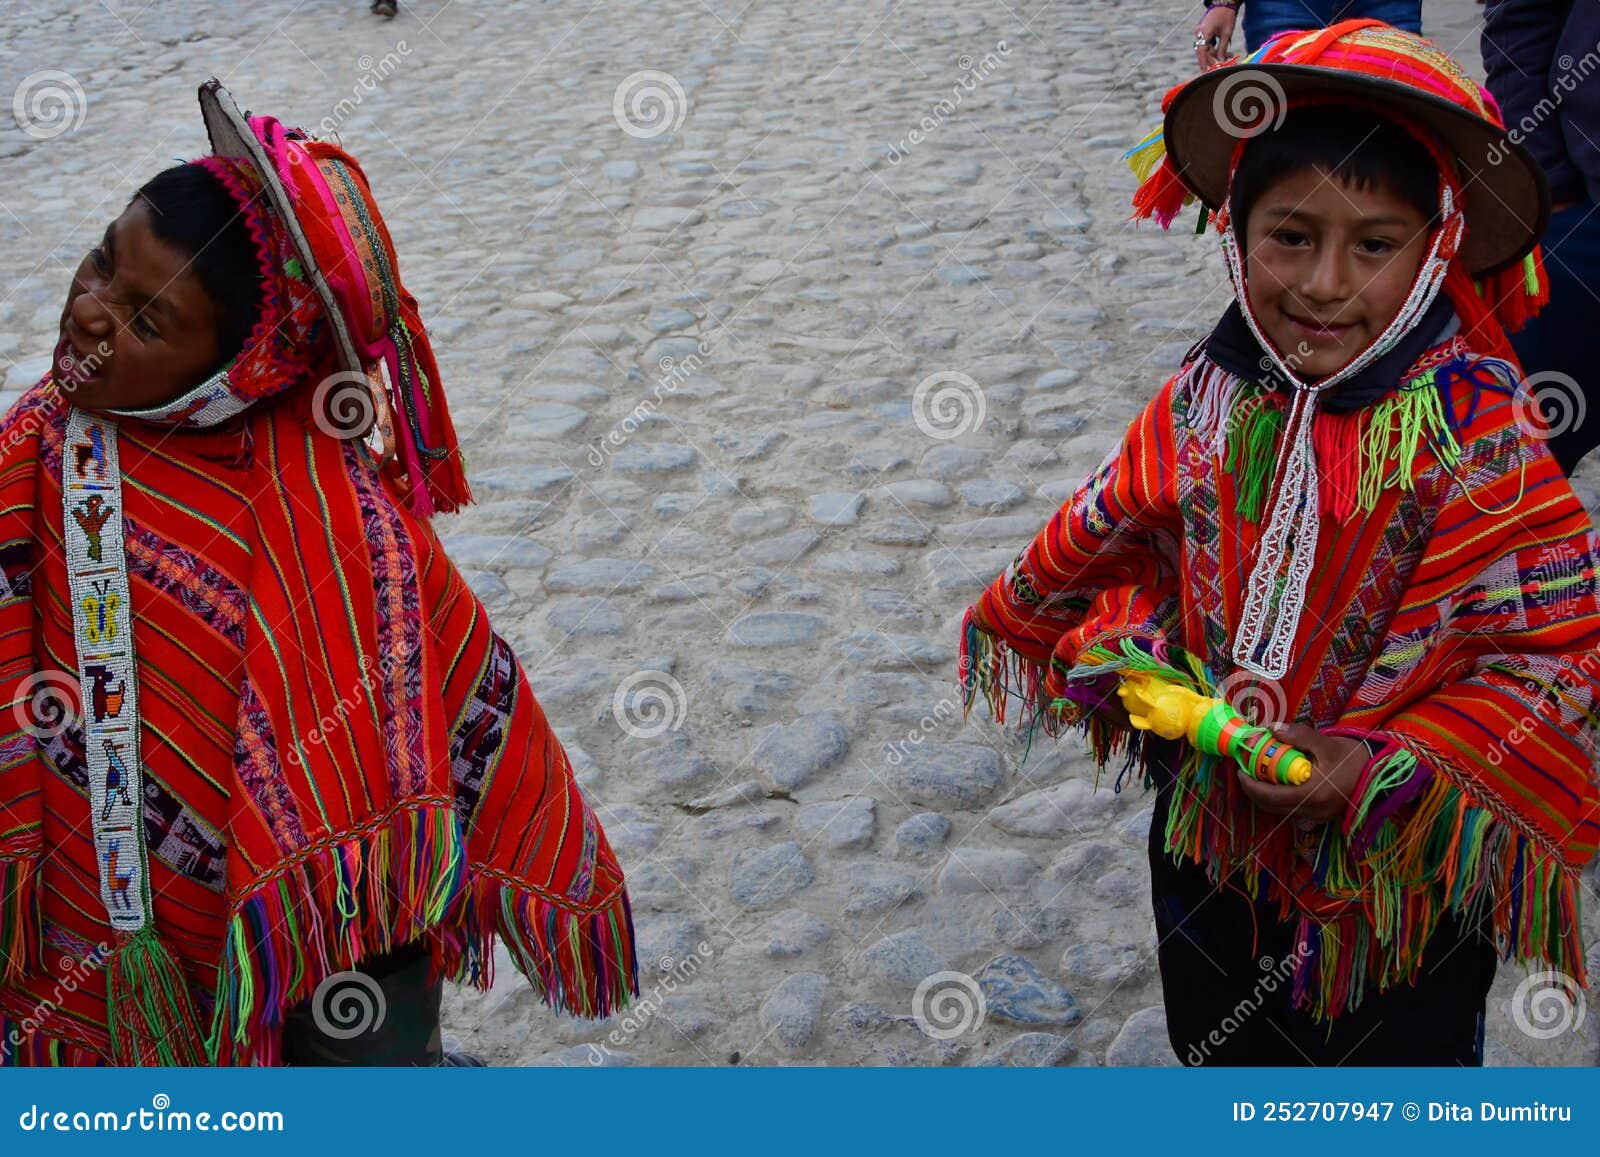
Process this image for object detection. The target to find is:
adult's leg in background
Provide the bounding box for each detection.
[282,939,444,1066]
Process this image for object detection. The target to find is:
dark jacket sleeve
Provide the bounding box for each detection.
[1482,0,1600,205]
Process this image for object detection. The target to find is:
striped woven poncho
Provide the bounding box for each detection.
[0,369,637,1065]
[961,335,1600,1021]
[0,123,637,1065]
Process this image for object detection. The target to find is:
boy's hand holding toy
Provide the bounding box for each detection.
[1117,672,1368,821]
[1238,723,1371,823]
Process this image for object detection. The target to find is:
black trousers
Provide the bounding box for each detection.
[1145,739,1498,1066]
[281,940,444,1066]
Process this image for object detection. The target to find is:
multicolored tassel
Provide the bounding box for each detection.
[1476,249,1550,337]
[381,303,472,519]
[1125,129,1195,230]
[1193,356,1482,526]
[106,925,207,1066]
[1224,392,1284,521]
[206,800,465,1066]
[1,1015,107,1067]
[440,872,637,1022]
[959,605,1044,730]
[0,853,39,987]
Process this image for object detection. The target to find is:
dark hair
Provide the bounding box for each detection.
[133,164,263,362]
[1228,105,1440,247]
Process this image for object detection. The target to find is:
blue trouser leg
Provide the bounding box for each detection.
[1337,0,1422,32]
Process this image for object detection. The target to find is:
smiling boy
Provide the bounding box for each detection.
[961,22,1600,1065]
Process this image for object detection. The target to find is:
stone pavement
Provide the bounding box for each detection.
[1,0,1595,1067]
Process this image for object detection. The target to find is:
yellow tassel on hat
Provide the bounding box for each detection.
[1124,126,1168,184]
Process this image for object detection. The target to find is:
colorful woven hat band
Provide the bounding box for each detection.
[1256,19,1498,117]
[278,135,471,517]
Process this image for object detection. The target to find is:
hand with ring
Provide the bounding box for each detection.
[1194,5,1237,70]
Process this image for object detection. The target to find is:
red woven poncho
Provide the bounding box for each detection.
[0,137,636,1065]
[965,20,1600,1023]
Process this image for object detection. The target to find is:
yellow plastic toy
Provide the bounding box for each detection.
[1116,670,1312,786]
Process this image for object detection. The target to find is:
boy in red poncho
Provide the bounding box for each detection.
[0,83,636,1066]
[962,22,1600,1065]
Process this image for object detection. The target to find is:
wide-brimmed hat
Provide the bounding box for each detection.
[196,79,469,517]
[1144,21,1547,276]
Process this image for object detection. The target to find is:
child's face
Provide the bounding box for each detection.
[1242,166,1432,380]
[54,197,224,412]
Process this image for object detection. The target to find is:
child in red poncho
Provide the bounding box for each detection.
[962,22,1600,1065]
[0,82,637,1066]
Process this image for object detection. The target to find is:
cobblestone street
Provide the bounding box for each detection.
[1,0,1595,1067]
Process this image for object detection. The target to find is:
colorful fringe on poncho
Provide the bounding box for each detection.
[961,341,1600,1022]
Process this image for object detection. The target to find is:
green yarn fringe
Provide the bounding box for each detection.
[1214,372,1464,523]
[107,924,207,1066]
[1224,391,1283,523]
[1356,372,1463,512]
